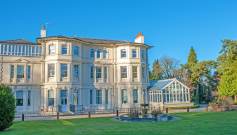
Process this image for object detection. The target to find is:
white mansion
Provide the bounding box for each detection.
[0,27,192,114]
[0,28,150,113]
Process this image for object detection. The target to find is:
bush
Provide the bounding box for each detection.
[0,84,15,131]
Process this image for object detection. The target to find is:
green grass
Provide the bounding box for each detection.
[1,111,237,135]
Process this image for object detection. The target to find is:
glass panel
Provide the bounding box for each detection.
[96,67,102,79]
[60,64,68,78]
[132,49,137,58]
[90,90,93,104]
[96,90,102,104]
[120,66,127,78]
[105,89,109,104]
[90,49,94,58]
[132,66,137,79]
[73,46,79,56]
[17,65,24,79]
[48,64,55,77]
[60,90,67,105]
[90,66,94,79]
[120,49,126,58]
[121,89,128,104]
[73,65,79,80]
[61,45,67,55]
[16,91,23,106]
[49,45,55,55]
[104,67,107,82]
[10,65,14,79]
[27,90,31,106]
[133,89,138,103]
[27,65,31,80]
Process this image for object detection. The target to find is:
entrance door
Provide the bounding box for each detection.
[60,90,67,112]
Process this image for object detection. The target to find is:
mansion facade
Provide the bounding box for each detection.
[0,28,150,114]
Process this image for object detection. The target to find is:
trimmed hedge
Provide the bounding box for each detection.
[0,84,15,131]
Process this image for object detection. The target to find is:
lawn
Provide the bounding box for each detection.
[1,111,237,135]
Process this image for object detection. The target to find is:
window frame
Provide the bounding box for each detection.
[132,49,137,58]
[96,90,102,104]
[120,66,127,79]
[120,49,127,58]
[48,64,55,78]
[60,64,68,78]
[17,65,24,79]
[61,45,68,55]
[16,90,23,106]
[121,89,128,104]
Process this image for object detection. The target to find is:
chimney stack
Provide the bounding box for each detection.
[134,32,144,44]
[40,25,47,38]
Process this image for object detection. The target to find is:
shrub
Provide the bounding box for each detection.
[0,84,15,131]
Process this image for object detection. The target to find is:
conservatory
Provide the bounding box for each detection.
[149,78,192,108]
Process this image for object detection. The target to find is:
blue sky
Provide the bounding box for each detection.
[0,0,237,65]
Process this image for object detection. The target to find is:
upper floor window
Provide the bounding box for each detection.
[120,49,126,58]
[73,46,79,56]
[103,50,108,58]
[121,89,128,104]
[49,45,55,55]
[27,65,31,80]
[48,64,55,78]
[96,67,102,79]
[96,50,101,58]
[17,65,24,79]
[90,49,94,58]
[141,49,145,59]
[60,64,68,78]
[16,91,23,106]
[90,66,94,79]
[120,66,127,78]
[142,66,146,79]
[73,65,79,80]
[96,89,102,104]
[104,67,108,82]
[132,66,137,79]
[61,45,67,55]
[10,65,14,80]
[132,49,137,58]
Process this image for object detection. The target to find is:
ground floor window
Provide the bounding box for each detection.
[133,89,138,103]
[121,89,128,104]
[96,90,102,104]
[27,90,31,106]
[16,91,23,106]
[90,90,93,104]
[48,90,54,106]
[60,90,67,105]
[105,89,109,104]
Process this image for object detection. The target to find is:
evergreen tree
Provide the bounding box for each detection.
[150,59,162,80]
[217,40,237,102]
[187,46,198,69]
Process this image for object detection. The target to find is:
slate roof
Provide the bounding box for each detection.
[149,78,175,91]
[37,36,151,47]
[0,39,37,45]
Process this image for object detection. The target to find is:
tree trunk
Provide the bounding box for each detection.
[235,95,237,103]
